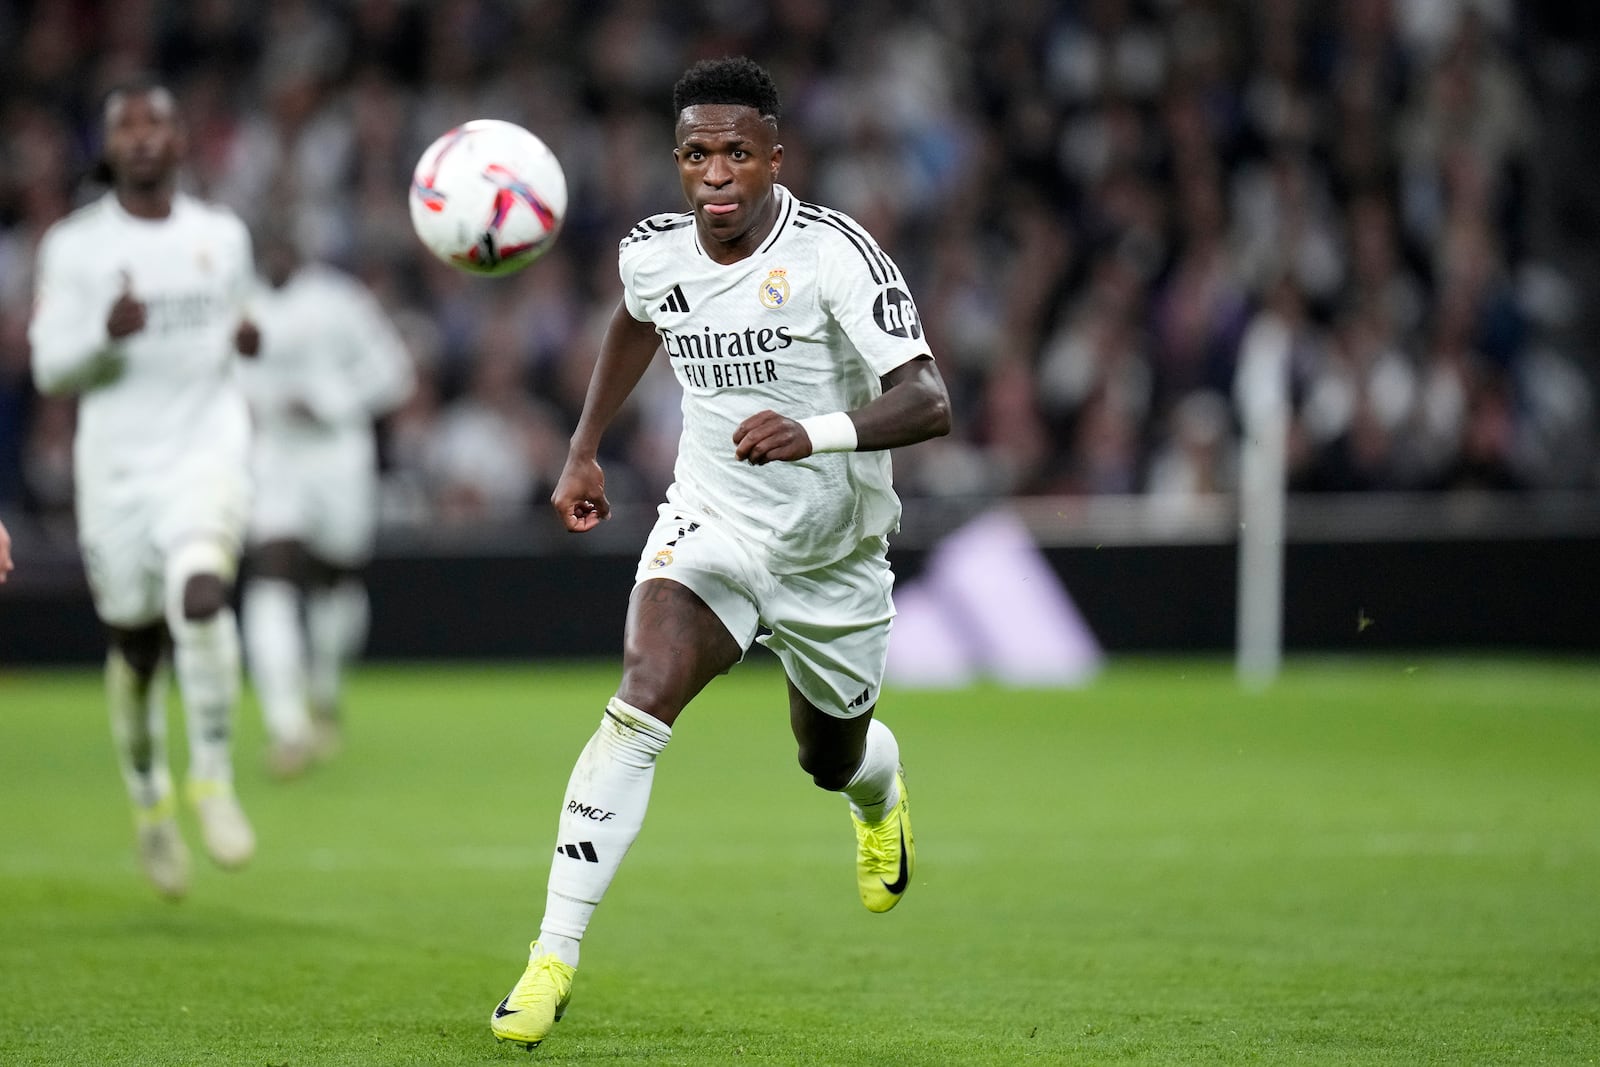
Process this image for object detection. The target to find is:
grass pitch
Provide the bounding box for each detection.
[0,657,1596,1065]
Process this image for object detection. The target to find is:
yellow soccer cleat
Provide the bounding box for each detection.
[851,767,915,913]
[266,737,314,781]
[491,942,575,1049]
[133,793,191,901]
[186,778,256,870]
[310,705,343,763]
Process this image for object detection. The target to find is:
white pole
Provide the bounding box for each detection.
[1234,313,1290,688]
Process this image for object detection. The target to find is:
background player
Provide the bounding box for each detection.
[0,515,12,581]
[491,56,952,1048]
[28,77,258,900]
[240,228,414,778]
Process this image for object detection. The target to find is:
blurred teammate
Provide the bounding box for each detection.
[29,78,258,900]
[240,230,413,778]
[0,515,12,581]
[491,56,951,1048]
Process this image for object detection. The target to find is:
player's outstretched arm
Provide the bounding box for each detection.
[550,299,662,531]
[733,355,951,465]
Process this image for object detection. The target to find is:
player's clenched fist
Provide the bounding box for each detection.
[551,455,611,532]
[107,271,146,339]
[733,409,810,465]
[234,318,260,357]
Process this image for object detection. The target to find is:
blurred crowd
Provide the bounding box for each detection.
[1,0,1596,538]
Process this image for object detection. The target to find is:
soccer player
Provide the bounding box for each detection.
[491,56,952,1048]
[0,515,12,582]
[29,78,258,900]
[239,229,414,778]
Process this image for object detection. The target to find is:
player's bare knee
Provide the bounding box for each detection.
[250,539,306,584]
[181,573,228,620]
[111,623,167,676]
[165,541,236,624]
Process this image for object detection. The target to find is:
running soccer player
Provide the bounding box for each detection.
[240,229,414,778]
[29,78,258,900]
[491,56,952,1048]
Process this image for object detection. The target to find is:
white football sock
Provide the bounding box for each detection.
[243,578,311,745]
[307,579,367,715]
[538,697,672,969]
[169,605,242,785]
[106,648,174,809]
[843,718,900,822]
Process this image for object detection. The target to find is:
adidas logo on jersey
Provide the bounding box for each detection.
[659,284,690,314]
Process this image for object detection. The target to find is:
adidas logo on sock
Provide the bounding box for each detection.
[558,841,600,862]
[658,284,690,314]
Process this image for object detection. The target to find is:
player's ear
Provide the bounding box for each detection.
[770,143,783,177]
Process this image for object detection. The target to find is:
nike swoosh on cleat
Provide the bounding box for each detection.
[493,996,518,1019]
[880,823,909,895]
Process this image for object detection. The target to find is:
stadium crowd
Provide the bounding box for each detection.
[0,0,1594,537]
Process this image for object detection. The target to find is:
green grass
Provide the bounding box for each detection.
[1,657,1597,1065]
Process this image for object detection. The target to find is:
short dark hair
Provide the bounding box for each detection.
[672,56,780,122]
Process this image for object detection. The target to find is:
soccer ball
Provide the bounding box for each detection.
[409,119,568,276]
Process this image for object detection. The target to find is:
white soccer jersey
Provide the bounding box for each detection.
[29,192,255,496]
[620,185,932,573]
[241,263,412,474]
[240,263,412,559]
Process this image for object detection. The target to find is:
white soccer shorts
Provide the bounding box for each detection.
[77,460,249,628]
[633,503,896,718]
[249,439,377,566]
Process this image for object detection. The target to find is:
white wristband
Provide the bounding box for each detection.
[799,411,858,453]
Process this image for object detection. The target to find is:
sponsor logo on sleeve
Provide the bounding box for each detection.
[872,287,921,339]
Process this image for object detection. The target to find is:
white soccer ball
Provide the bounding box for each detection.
[409,119,568,276]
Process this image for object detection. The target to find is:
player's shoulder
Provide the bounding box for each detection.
[618,210,695,262]
[787,195,900,280]
[39,193,116,247]
[174,193,248,234]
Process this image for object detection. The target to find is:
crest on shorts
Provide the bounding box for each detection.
[758,269,790,309]
[648,549,674,570]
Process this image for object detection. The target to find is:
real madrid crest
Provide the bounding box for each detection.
[648,548,674,570]
[759,268,790,309]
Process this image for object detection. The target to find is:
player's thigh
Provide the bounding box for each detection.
[760,538,895,718]
[619,579,743,724]
[78,492,165,628]
[155,460,251,581]
[249,448,320,548]
[303,462,378,567]
[250,454,299,538]
[620,508,760,722]
[249,537,312,583]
